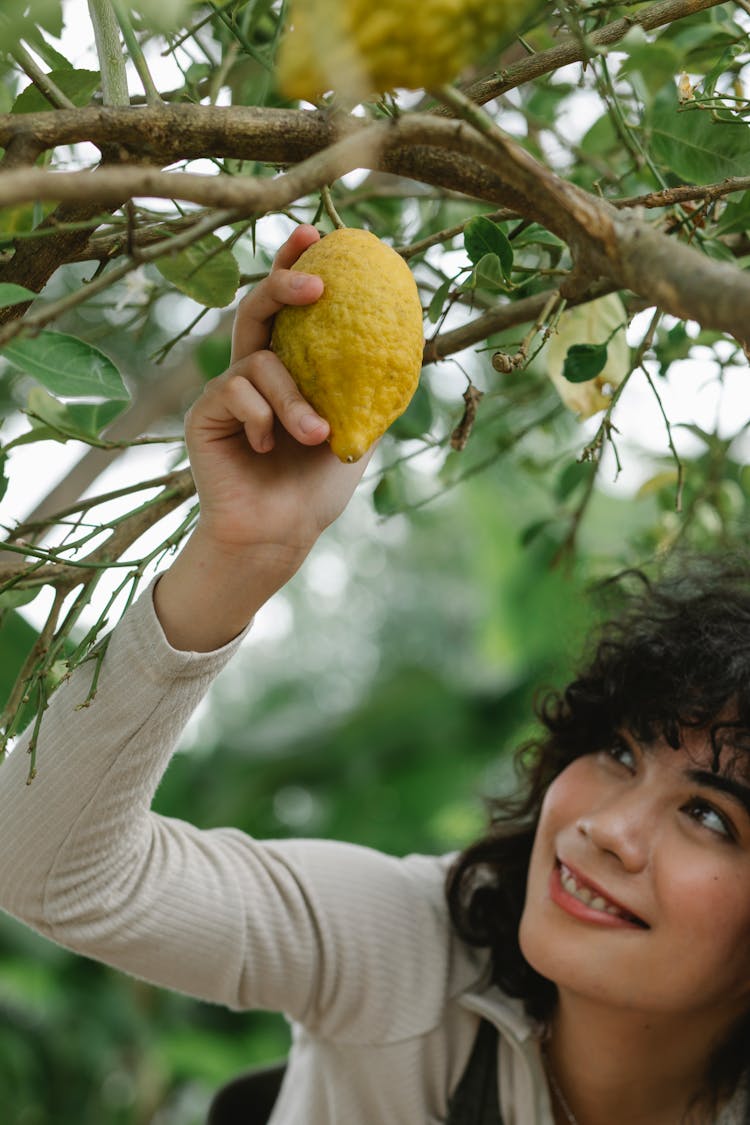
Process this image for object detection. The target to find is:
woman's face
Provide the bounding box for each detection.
[519,731,750,1024]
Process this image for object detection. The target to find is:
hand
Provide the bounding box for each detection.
[185,223,368,561]
[155,225,369,651]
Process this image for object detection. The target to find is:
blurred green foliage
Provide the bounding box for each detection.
[0,0,749,1120]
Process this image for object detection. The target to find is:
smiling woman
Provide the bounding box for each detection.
[448,558,750,1122]
[1,230,750,1125]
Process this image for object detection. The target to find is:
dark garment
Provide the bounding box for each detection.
[206,1061,286,1125]
[206,1019,502,1125]
[446,1019,503,1125]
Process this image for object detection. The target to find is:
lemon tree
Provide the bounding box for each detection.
[0,0,749,743]
[1,3,750,1120]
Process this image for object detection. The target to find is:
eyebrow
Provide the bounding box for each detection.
[686,769,750,817]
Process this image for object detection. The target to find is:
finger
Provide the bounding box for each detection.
[187,371,273,455]
[221,371,278,454]
[271,223,320,272]
[231,266,323,363]
[238,350,330,447]
[231,225,321,362]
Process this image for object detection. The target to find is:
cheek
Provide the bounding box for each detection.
[523,763,595,893]
[534,759,594,837]
[664,865,750,949]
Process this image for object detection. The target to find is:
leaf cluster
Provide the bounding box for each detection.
[0,0,747,780]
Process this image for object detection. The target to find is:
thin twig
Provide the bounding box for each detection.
[110,0,164,106]
[320,185,346,229]
[640,366,685,513]
[395,208,517,260]
[0,208,237,348]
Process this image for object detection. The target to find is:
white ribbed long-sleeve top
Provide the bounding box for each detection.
[0,583,577,1124]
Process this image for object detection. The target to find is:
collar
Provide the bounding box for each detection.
[458,985,541,1045]
[459,987,554,1125]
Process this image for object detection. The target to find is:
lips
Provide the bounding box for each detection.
[552,859,649,929]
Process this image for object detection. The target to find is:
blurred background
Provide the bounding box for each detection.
[1,0,749,1121]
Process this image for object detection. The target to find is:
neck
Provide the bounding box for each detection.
[545,992,735,1125]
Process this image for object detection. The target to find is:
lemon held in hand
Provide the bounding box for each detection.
[271,228,424,463]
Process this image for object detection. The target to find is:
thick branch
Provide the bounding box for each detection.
[610,216,750,346]
[0,200,121,325]
[1,110,748,342]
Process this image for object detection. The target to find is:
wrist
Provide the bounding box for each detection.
[154,526,310,652]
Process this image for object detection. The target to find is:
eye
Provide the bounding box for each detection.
[603,737,637,771]
[682,798,736,842]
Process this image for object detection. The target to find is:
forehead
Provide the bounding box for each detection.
[651,727,750,786]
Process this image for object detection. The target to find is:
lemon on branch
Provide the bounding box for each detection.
[276,0,545,102]
[271,228,424,463]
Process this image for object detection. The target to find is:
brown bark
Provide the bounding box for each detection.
[1,109,748,344]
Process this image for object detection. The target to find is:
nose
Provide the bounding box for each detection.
[576,790,652,872]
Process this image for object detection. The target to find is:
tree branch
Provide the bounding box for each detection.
[456,0,730,108]
[0,468,195,590]
[1,110,749,342]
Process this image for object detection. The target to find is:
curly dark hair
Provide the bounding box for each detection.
[446,553,750,1108]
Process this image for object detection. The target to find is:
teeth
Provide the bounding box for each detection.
[560,864,624,918]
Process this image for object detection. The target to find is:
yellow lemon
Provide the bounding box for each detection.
[271,228,424,462]
[276,0,543,101]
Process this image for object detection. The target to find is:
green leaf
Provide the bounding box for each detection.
[654,321,692,376]
[701,238,736,263]
[20,31,72,72]
[511,223,564,251]
[0,451,7,505]
[555,460,593,502]
[1,331,130,401]
[648,84,750,183]
[637,469,680,498]
[562,343,609,384]
[12,69,100,114]
[467,253,506,294]
[579,112,618,159]
[519,517,553,548]
[0,283,37,309]
[464,216,513,278]
[372,472,404,517]
[155,235,240,307]
[0,586,40,611]
[195,336,232,381]
[0,0,63,42]
[389,384,433,441]
[25,387,127,442]
[619,41,683,96]
[716,192,750,237]
[126,0,192,33]
[427,278,452,324]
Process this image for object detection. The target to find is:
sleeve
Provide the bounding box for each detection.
[0,581,459,1045]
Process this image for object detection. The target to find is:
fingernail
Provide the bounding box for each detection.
[290,273,317,290]
[299,413,325,435]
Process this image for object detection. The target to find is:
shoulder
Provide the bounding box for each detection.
[265,839,487,1043]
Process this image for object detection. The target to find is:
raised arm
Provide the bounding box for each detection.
[154,222,368,651]
[0,227,392,1017]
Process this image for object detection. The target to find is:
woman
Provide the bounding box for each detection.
[1,224,749,1124]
